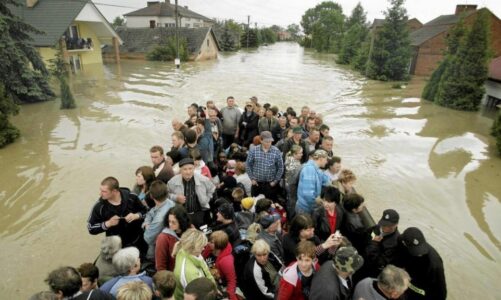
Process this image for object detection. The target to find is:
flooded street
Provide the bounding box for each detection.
[0,42,500,299]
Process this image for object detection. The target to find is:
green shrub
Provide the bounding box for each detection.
[492,112,501,155]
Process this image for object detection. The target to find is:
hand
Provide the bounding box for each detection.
[105,215,120,228]
[143,223,150,229]
[270,181,277,187]
[251,180,258,186]
[176,194,186,204]
[125,213,139,223]
[372,235,383,242]
[323,233,342,249]
[234,133,239,139]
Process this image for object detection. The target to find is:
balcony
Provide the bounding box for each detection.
[65,37,94,52]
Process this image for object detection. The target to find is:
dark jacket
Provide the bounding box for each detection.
[310,260,350,300]
[271,123,287,143]
[238,111,259,146]
[258,117,278,133]
[340,211,371,256]
[365,227,400,277]
[282,234,323,266]
[395,243,447,300]
[312,204,344,242]
[154,160,174,184]
[241,256,276,300]
[212,221,241,248]
[87,188,147,251]
[281,138,308,163]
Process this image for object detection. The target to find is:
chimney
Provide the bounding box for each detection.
[26,0,38,8]
[455,4,477,15]
[147,1,160,7]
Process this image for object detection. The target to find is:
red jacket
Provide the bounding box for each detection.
[215,244,238,300]
[277,261,320,300]
[155,228,179,271]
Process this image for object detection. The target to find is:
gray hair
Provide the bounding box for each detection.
[112,247,140,275]
[101,236,122,261]
[378,265,411,294]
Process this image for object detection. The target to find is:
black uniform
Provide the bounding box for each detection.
[365,227,401,277]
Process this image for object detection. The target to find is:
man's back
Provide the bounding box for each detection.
[310,261,348,300]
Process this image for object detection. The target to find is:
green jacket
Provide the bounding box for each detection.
[173,249,215,300]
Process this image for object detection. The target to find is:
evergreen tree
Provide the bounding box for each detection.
[435,11,490,110]
[0,0,54,103]
[260,27,277,44]
[492,112,501,155]
[0,83,20,148]
[220,27,236,51]
[345,2,367,29]
[366,0,411,81]
[352,36,371,71]
[338,3,368,64]
[422,19,465,101]
[49,45,76,109]
[240,28,259,48]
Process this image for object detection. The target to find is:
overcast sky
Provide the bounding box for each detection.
[96,0,501,28]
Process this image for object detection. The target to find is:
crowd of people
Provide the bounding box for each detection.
[31,96,447,300]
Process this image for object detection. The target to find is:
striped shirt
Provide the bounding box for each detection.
[246,145,284,182]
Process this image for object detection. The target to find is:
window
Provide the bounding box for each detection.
[207,38,210,47]
[69,25,79,39]
[69,55,82,73]
[150,20,156,28]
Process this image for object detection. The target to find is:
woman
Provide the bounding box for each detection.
[238,101,259,147]
[323,156,342,183]
[341,193,370,255]
[284,145,303,188]
[191,149,212,179]
[206,231,238,300]
[335,169,357,197]
[282,214,340,266]
[277,241,320,300]
[173,229,215,299]
[312,186,344,242]
[234,161,252,196]
[241,239,281,300]
[100,247,153,297]
[155,205,192,271]
[133,166,155,208]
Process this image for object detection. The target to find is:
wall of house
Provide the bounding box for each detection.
[485,80,501,99]
[38,47,58,66]
[194,32,218,61]
[76,21,103,65]
[126,16,207,28]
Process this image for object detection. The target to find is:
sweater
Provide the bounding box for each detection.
[296,160,330,214]
[155,228,180,271]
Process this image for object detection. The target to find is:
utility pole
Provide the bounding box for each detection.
[174,0,180,68]
[246,15,250,48]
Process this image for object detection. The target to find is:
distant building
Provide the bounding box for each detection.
[124,1,214,29]
[103,27,219,61]
[277,31,292,41]
[409,5,501,76]
[10,0,122,73]
[484,56,501,108]
[370,18,423,32]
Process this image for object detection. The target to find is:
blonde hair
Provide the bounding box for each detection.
[338,169,357,183]
[173,228,207,256]
[252,239,270,255]
[232,187,245,201]
[116,281,152,300]
[246,223,262,243]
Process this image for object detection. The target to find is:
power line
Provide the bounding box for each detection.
[93,2,139,9]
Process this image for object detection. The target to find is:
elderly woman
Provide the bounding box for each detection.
[95,236,122,285]
[99,247,153,297]
[155,205,192,271]
[241,239,282,300]
[173,229,215,299]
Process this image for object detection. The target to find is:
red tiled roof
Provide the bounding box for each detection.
[489,56,501,81]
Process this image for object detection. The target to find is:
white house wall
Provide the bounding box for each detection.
[126,16,207,28]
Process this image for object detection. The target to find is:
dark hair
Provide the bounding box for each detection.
[227,96,234,101]
[343,193,365,212]
[263,103,271,110]
[255,198,272,214]
[164,205,191,234]
[190,148,202,161]
[321,186,341,204]
[150,145,164,155]
[184,277,218,300]
[289,214,314,239]
[135,166,155,191]
[101,177,119,191]
[288,111,297,117]
[77,263,99,282]
[325,156,341,169]
[184,129,197,144]
[184,120,194,127]
[153,270,176,298]
[167,149,182,164]
[45,266,81,297]
[29,291,57,300]
[149,180,167,202]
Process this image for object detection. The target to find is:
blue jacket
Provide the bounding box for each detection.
[296,160,329,214]
[143,199,175,259]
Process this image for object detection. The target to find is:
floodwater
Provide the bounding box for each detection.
[0,42,500,299]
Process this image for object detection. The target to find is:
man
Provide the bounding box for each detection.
[172,119,187,133]
[187,103,198,120]
[257,212,284,263]
[245,131,284,201]
[87,177,147,255]
[143,180,176,261]
[302,116,316,139]
[300,106,310,123]
[181,129,200,160]
[151,145,175,183]
[282,126,308,163]
[295,149,330,214]
[213,202,241,247]
[310,246,364,300]
[288,116,299,128]
[168,158,215,228]
[304,127,320,154]
[319,135,334,158]
[258,108,278,133]
[250,96,259,106]
[220,96,241,149]
[353,265,410,300]
[45,266,113,299]
[183,277,218,300]
[395,227,447,300]
[171,131,185,152]
[271,115,288,143]
[77,263,99,293]
[366,209,401,278]
[207,108,223,152]
[206,100,222,119]
[153,270,176,300]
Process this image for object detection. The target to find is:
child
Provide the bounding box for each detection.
[235,197,256,239]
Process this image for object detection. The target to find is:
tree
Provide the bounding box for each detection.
[0,84,20,148]
[220,27,236,51]
[311,8,345,53]
[352,37,370,71]
[366,0,411,81]
[260,27,277,44]
[286,23,301,40]
[435,11,490,110]
[146,36,189,61]
[112,16,125,28]
[492,112,501,155]
[0,0,54,104]
[338,3,368,64]
[301,1,343,36]
[49,44,76,109]
[240,28,259,48]
[422,19,465,101]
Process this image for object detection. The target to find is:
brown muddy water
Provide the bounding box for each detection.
[0,42,500,299]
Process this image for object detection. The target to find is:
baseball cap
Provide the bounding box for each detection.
[378,209,400,226]
[401,227,429,256]
[260,131,274,142]
[258,213,281,229]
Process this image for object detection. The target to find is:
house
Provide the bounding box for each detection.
[409,5,501,76]
[370,18,423,32]
[483,56,501,108]
[103,27,219,61]
[10,0,122,73]
[124,1,214,29]
[277,31,292,41]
